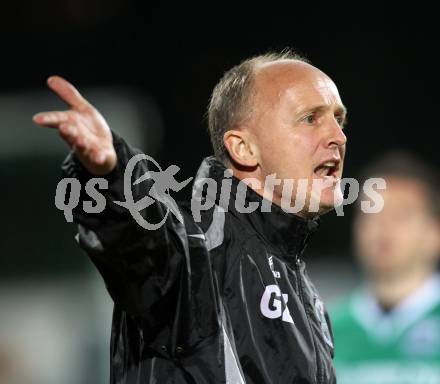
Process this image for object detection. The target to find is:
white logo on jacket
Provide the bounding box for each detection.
[267,256,281,279]
[260,285,294,324]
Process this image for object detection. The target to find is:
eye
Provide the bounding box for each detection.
[303,114,316,124]
[335,115,346,127]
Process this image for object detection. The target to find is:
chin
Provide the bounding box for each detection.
[319,205,336,217]
[307,187,342,216]
[323,189,340,205]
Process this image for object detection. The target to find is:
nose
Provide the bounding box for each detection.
[326,118,347,149]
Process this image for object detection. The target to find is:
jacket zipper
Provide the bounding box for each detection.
[295,256,324,384]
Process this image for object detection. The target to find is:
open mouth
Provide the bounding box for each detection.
[313,160,340,180]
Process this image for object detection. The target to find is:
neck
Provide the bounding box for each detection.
[369,267,435,311]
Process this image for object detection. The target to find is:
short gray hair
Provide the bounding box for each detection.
[207,49,309,162]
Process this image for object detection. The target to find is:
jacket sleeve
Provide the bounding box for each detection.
[61,131,189,324]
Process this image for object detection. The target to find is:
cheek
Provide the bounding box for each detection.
[355,221,377,250]
[394,218,427,246]
[284,132,317,172]
[356,218,396,256]
[260,130,314,179]
[405,221,438,258]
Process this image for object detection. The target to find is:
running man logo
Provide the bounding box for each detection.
[114,154,193,230]
[260,285,294,324]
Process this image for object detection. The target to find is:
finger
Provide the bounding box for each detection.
[75,135,88,152]
[58,123,78,147]
[47,76,91,111]
[92,148,108,165]
[33,111,71,128]
[59,120,90,153]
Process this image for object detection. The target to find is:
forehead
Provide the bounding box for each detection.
[357,178,433,223]
[361,177,431,218]
[381,178,429,206]
[253,60,343,110]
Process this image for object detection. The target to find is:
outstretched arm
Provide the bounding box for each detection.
[34,77,189,323]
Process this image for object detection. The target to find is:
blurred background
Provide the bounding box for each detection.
[1,3,438,383]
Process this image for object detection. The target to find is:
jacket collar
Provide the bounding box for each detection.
[194,156,320,258]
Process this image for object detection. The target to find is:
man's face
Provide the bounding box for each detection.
[355,178,440,279]
[249,61,347,217]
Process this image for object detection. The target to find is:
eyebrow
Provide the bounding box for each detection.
[299,104,348,117]
[337,105,348,117]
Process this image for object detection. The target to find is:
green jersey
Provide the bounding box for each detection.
[331,274,440,384]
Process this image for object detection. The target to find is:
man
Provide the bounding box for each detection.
[331,152,440,384]
[34,51,347,383]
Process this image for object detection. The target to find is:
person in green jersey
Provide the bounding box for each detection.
[331,152,440,384]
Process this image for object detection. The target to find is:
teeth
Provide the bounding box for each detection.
[315,161,338,177]
[316,167,329,176]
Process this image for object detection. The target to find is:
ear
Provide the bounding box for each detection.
[223,129,259,167]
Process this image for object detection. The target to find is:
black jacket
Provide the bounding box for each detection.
[62,132,336,384]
